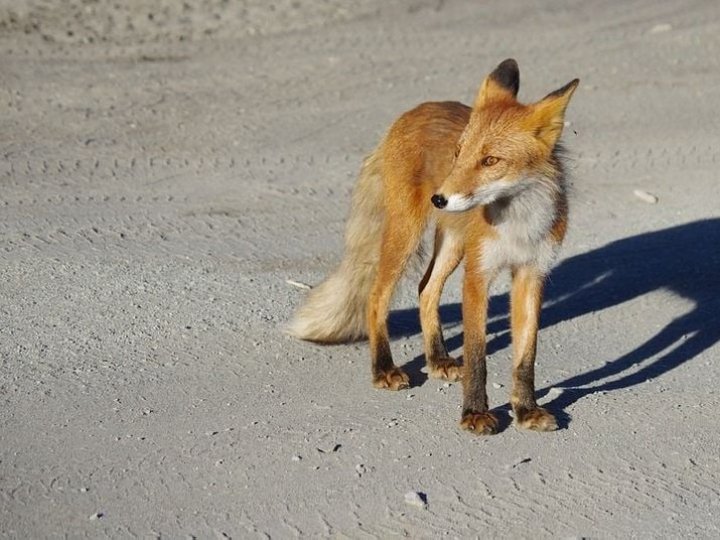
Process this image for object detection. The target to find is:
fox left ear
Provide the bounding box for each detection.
[474,58,520,109]
[528,78,580,147]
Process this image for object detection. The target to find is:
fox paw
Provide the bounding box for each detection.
[372,367,410,391]
[428,358,462,382]
[460,411,498,435]
[514,407,557,432]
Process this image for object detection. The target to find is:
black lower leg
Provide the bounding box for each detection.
[512,361,537,415]
[462,342,488,415]
[371,336,395,377]
[426,332,450,366]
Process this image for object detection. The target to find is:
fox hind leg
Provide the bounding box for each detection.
[367,214,426,390]
[419,227,464,381]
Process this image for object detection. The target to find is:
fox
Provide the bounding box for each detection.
[289,59,579,435]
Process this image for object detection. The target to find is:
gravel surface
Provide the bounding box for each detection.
[2,0,720,537]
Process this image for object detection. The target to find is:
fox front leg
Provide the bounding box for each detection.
[418,228,464,381]
[459,264,498,435]
[509,266,557,431]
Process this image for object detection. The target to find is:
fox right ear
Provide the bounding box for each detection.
[527,78,580,147]
[474,58,520,109]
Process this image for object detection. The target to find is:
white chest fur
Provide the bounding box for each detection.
[479,180,561,275]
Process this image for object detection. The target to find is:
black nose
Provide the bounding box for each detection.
[431,194,448,209]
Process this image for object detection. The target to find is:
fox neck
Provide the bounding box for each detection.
[477,177,564,276]
[485,177,561,243]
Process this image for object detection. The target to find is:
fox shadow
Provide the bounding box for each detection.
[389,218,720,419]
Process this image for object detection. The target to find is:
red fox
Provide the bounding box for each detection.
[290,59,579,434]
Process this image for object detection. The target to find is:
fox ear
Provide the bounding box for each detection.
[528,78,580,147]
[474,58,520,109]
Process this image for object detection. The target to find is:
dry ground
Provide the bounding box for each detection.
[2,0,720,537]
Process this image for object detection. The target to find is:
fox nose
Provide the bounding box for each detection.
[431,194,448,209]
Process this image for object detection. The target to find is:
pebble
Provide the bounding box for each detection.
[633,189,658,204]
[492,382,503,389]
[285,279,312,290]
[404,491,428,509]
[89,512,104,520]
[649,23,672,34]
[291,455,302,462]
[355,463,366,477]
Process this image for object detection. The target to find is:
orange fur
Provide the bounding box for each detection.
[290,59,579,434]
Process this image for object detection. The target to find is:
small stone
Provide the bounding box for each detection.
[492,382,503,389]
[89,512,104,520]
[633,189,658,204]
[404,491,428,509]
[291,455,302,462]
[649,23,672,34]
[355,463,366,476]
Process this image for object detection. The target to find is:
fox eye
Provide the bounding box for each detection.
[480,156,499,167]
[454,145,461,158]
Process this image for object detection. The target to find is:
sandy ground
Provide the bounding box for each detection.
[2,0,720,537]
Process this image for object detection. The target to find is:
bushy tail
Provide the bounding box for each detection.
[288,147,385,343]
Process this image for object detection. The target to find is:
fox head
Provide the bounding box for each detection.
[431,59,579,212]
